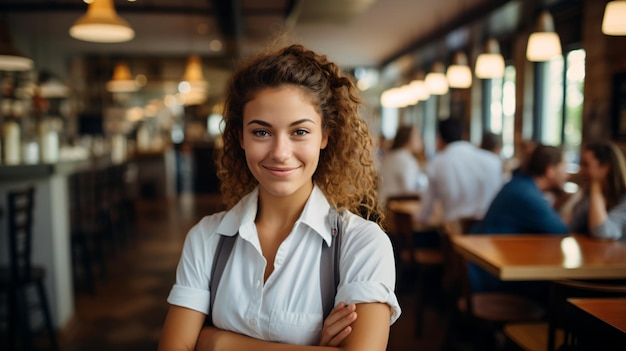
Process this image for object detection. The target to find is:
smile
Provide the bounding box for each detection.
[264,166,299,177]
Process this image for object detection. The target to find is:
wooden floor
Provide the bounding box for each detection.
[56,193,477,351]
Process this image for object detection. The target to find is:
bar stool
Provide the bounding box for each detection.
[0,186,58,351]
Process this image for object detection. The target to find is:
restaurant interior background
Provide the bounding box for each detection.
[1,0,626,350]
[1,0,626,182]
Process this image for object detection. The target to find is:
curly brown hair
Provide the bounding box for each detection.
[216,44,384,225]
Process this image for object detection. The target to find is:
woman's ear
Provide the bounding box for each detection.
[321,132,329,150]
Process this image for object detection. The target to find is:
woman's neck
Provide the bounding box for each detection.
[255,183,313,230]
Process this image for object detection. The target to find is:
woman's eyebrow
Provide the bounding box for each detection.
[246,118,316,127]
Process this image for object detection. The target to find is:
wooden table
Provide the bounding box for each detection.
[452,234,626,280]
[565,298,626,346]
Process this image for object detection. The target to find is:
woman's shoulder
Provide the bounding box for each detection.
[341,211,389,244]
[185,210,229,243]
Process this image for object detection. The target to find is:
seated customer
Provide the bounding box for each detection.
[470,144,569,234]
[569,141,626,242]
[419,118,502,224]
[468,144,570,305]
[378,125,426,204]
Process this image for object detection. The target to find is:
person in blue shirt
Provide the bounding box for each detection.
[468,144,570,305]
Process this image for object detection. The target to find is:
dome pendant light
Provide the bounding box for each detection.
[602,1,626,36]
[0,19,33,71]
[70,0,135,43]
[475,38,505,79]
[526,11,562,62]
[446,52,472,89]
[425,62,449,95]
[106,61,139,93]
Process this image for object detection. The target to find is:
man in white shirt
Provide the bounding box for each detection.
[418,118,503,224]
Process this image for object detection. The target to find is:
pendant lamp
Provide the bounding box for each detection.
[0,19,33,71]
[602,1,626,35]
[408,71,430,103]
[446,52,472,89]
[70,0,135,43]
[180,55,208,106]
[475,39,505,79]
[425,62,449,95]
[526,11,562,62]
[106,61,138,93]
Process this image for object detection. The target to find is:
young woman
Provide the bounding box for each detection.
[158,45,401,351]
[569,141,626,241]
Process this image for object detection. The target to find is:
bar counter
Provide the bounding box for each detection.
[0,158,107,330]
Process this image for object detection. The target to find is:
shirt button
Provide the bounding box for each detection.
[250,318,257,326]
[255,280,261,288]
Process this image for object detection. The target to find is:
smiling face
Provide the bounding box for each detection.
[579,149,610,184]
[240,85,328,203]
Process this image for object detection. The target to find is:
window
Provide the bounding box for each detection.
[484,65,516,158]
[539,49,585,167]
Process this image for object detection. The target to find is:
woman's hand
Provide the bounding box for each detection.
[319,302,357,347]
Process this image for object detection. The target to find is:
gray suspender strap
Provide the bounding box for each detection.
[207,234,237,326]
[320,207,343,320]
[207,207,342,325]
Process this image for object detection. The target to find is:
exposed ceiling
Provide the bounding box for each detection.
[2,0,508,70]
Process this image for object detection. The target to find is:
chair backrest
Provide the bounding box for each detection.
[438,217,484,314]
[7,186,36,282]
[383,201,417,269]
[547,279,626,351]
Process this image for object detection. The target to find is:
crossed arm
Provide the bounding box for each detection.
[158,302,391,351]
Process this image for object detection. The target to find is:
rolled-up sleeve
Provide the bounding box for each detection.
[167,217,220,314]
[336,218,401,324]
[591,202,626,241]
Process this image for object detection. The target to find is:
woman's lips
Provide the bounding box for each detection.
[264,166,298,177]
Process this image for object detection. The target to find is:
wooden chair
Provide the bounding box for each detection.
[0,186,58,351]
[69,169,109,294]
[385,197,444,337]
[504,279,626,351]
[439,219,545,350]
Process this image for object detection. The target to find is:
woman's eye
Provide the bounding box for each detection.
[253,130,270,137]
[294,129,309,136]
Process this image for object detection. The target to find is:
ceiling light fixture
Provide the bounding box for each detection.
[526,11,562,62]
[106,61,139,93]
[475,38,505,79]
[70,0,135,43]
[446,52,472,89]
[602,0,626,35]
[408,71,430,102]
[180,55,208,106]
[0,19,33,71]
[425,62,449,95]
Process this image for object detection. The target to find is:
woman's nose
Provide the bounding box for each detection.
[270,135,291,161]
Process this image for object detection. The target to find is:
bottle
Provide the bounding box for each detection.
[39,120,59,163]
[3,117,21,165]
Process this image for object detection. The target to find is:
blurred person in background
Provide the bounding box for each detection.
[467,144,570,307]
[418,118,502,225]
[568,141,626,241]
[378,125,426,204]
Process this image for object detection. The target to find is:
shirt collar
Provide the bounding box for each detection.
[299,185,334,246]
[215,185,334,246]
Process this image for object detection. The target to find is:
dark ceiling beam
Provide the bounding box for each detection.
[0,3,280,16]
[381,0,514,68]
[210,0,244,60]
[0,3,211,15]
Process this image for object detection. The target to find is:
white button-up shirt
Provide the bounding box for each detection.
[419,141,502,222]
[167,185,401,345]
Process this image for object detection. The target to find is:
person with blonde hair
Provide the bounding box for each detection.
[569,141,626,241]
[159,44,400,351]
